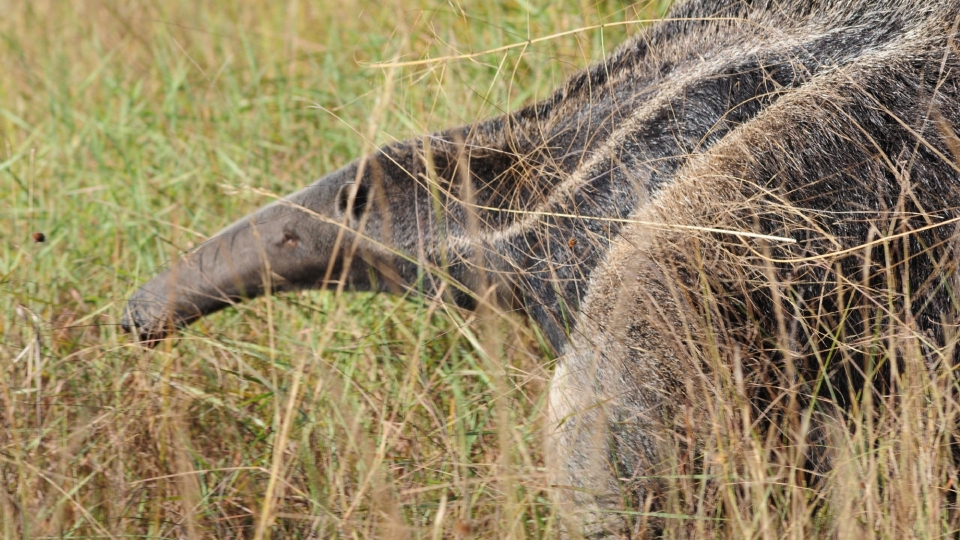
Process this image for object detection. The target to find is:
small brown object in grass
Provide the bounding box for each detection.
[453,519,473,538]
[32,231,45,243]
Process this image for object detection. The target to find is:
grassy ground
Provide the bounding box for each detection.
[0,0,671,537]
[8,2,960,539]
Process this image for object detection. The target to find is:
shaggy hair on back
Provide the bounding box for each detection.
[551,0,960,536]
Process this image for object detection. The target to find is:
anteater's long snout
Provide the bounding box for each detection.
[122,167,368,344]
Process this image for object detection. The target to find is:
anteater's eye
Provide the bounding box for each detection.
[281,230,299,247]
[336,183,370,221]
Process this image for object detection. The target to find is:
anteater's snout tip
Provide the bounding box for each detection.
[121,297,173,347]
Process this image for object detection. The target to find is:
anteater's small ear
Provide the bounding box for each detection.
[336,183,370,223]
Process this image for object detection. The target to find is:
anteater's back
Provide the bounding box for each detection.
[487,0,960,352]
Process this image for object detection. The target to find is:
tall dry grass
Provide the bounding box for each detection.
[4,0,959,538]
[625,197,960,539]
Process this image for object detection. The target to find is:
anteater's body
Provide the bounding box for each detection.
[124,0,960,535]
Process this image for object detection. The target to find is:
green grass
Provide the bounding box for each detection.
[0,1,670,537]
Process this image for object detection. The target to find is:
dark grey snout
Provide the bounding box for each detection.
[121,220,275,344]
[122,166,370,344]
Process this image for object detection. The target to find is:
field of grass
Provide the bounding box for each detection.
[8,1,960,539]
[0,0,671,537]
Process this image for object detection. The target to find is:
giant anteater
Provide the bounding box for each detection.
[124,0,960,535]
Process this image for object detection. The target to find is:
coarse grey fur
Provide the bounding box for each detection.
[123,0,960,536]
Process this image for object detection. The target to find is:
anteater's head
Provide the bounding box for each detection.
[122,138,492,345]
